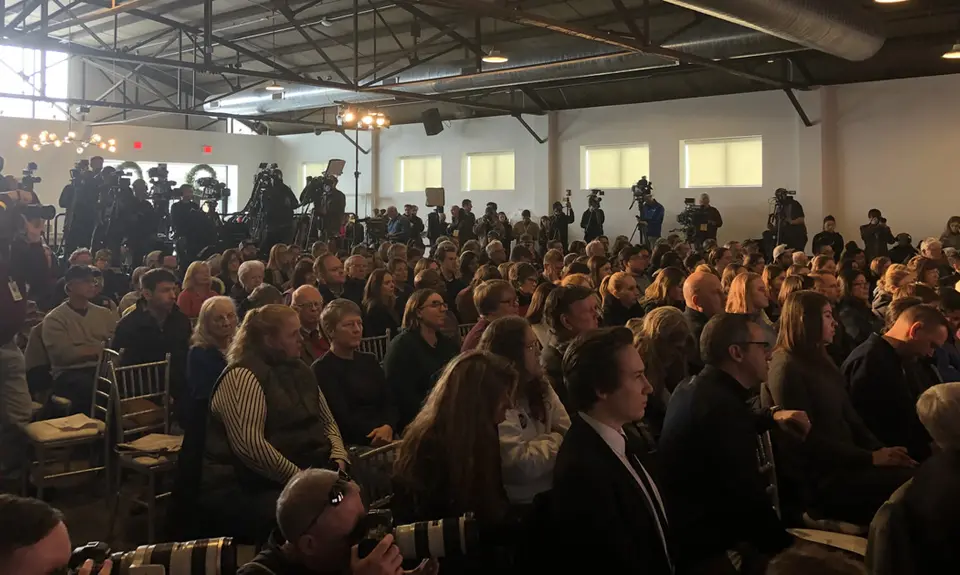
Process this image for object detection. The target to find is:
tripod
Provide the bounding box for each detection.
[629,216,648,246]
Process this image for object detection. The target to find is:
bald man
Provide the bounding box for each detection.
[292,285,327,365]
[683,270,726,375]
[342,255,367,306]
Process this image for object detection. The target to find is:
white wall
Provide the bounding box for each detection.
[377,115,550,220]
[832,73,960,244]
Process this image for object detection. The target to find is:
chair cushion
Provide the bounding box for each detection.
[25,414,106,443]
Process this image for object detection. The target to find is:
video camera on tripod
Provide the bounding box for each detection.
[675,197,702,242]
[255,162,283,188]
[196,176,230,201]
[147,163,180,201]
[628,176,653,211]
[20,161,42,192]
[587,188,604,208]
[0,158,56,247]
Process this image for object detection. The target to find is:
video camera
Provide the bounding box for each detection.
[356,511,478,561]
[148,163,180,201]
[587,188,604,207]
[255,162,284,188]
[68,538,236,575]
[676,197,703,231]
[20,161,41,192]
[69,159,92,184]
[196,176,231,201]
[774,187,796,202]
[629,176,653,210]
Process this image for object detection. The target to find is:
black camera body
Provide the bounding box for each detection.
[196,176,231,201]
[148,163,181,201]
[69,159,91,183]
[631,176,653,199]
[21,161,41,192]
[676,199,704,228]
[355,510,478,561]
[587,189,604,207]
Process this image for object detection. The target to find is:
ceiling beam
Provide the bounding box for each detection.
[43,0,171,33]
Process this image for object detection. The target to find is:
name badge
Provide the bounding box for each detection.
[8,280,23,302]
[699,224,708,232]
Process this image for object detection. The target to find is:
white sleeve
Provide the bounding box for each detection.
[546,385,571,434]
[211,367,300,484]
[498,407,563,487]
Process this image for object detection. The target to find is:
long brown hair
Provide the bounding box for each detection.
[776,290,832,364]
[362,269,398,319]
[220,248,240,278]
[526,282,557,324]
[266,243,289,271]
[634,307,694,395]
[401,288,440,331]
[394,351,517,521]
[587,256,610,291]
[477,316,548,423]
[726,272,762,314]
[227,304,297,365]
[641,266,685,306]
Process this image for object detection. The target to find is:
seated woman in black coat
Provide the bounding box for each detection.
[313,298,397,448]
[362,269,400,338]
[639,266,686,315]
[765,291,915,526]
[231,260,265,319]
[836,267,884,348]
[601,271,643,327]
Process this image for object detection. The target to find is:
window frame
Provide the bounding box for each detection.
[680,135,764,189]
[396,155,442,194]
[463,150,516,193]
[0,46,69,120]
[580,143,651,190]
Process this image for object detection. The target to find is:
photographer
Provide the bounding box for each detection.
[692,193,723,246]
[580,194,605,243]
[548,199,575,251]
[260,170,299,256]
[127,179,159,268]
[239,469,437,575]
[861,209,896,263]
[640,192,665,245]
[474,204,506,244]
[60,157,104,254]
[773,190,807,252]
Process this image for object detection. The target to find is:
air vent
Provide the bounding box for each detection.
[272,92,284,100]
[208,100,220,109]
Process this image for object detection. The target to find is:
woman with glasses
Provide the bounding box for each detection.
[601,271,643,327]
[361,269,400,339]
[765,290,915,526]
[836,267,884,349]
[393,351,517,544]
[177,261,217,319]
[384,289,460,432]
[314,299,396,448]
[726,272,777,347]
[461,280,520,352]
[199,304,348,543]
[478,315,569,505]
[509,262,539,316]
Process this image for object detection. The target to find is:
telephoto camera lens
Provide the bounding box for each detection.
[356,511,479,561]
[70,537,237,575]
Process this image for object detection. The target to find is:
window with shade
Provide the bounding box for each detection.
[464,151,515,192]
[398,155,442,193]
[681,136,763,188]
[581,144,650,190]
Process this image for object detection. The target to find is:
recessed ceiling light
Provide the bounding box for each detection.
[265,81,285,92]
[873,0,909,4]
[482,50,509,64]
[944,43,960,59]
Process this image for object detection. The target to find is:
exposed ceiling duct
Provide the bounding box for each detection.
[661,0,886,62]
[205,20,801,116]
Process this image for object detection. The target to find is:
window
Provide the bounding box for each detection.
[581,144,649,190]
[104,160,240,213]
[398,155,442,193]
[0,47,69,120]
[464,151,515,192]
[682,136,763,188]
[302,162,331,189]
[228,119,258,135]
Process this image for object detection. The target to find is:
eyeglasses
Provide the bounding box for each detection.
[295,469,352,540]
[736,340,771,351]
[421,300,448,310]
[295,302,323,310]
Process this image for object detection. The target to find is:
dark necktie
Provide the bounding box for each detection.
[626,442,673,573]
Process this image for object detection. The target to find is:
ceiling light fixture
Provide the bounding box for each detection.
[482,49,509,64]
[943,42,960,59]
[873,0,909,4]
[265,81,285,92]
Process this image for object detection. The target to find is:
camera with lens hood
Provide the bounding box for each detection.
[67,537,236,575]
[354,510,479,561]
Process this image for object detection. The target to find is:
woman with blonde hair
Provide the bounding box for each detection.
[727,272,777,345]
[778,275,813,307]
[602,271,643,327]
[384,289,460,431]
[177,261,217,319]
[786,264,811,278]
[639,266,685,315]
[197,304,347,542]
[561,273,594,290]
[265,243,292,289]
[873,263,915,319]
[478,316,569,504]
[721,262,746,294]
[393,350,518,525]
[634,306,695,438]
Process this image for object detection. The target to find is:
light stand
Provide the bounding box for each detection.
[353,124,362,248]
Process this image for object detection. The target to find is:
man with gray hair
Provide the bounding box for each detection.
[292,285,327,365]
[238,468,438,575]
[485,240,507,265]
[342,255,367,306]
[585,240,606,258]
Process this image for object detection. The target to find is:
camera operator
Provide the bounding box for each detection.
[861,208,896,264]
[0,494,113,575]
[548,198,575,251]
[474,203,505,244]
[239,469,437,575]
[580,193,605,243]
[126,179,159,268]
[771,189,807,252]
[0,187,52,438]
[640,191,665,246]
[456,199,477,242]
[386,206,412,244]
[260,170,299,256]
[60,156,104,254]
[426,206,445,247]
[692,193,723,246]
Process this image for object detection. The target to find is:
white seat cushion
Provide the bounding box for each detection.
[25,415,106,443]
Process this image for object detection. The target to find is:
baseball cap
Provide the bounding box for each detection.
[773,244,794,260]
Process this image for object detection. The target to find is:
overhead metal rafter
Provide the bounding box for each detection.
[42,0,167,33]
[392,0,485,59]
[416,0,807,90]
[275,3,353,85]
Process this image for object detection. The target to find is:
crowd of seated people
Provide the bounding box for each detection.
[15,201,960,575]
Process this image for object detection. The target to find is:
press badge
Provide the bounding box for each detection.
[8,280,23,302]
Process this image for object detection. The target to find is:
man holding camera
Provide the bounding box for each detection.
[548,198,575,252]
[60,156,104,254]
[861,208,896,263]
[239,469,438,575]
[580,194,605,243]
[692,193,723,247]
[773,190,807,252]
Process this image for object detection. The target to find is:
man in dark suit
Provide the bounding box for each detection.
[538,327,674,574]
[659,313,811,574]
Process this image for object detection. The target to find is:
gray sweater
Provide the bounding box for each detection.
[42,302,117,377]
[764,349,882,481]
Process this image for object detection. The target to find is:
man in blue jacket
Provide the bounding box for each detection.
[640,192,665,246]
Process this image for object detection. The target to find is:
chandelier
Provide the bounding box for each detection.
[18,131,118,154]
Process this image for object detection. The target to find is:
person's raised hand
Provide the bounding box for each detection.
[773,410,811,440]
[78,558,112,575]
[351,534,403,575]
[367,425,394,447]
